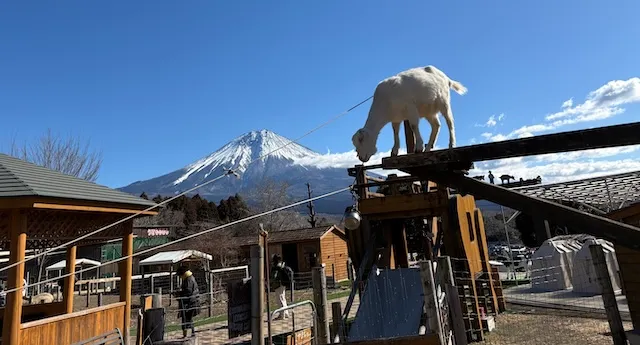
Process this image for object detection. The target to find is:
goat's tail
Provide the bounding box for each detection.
[449,79,467,95]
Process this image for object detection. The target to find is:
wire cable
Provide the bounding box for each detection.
[0,95,373,275]
[5,185,352,294]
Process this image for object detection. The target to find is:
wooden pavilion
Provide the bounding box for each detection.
[0,153,158,345]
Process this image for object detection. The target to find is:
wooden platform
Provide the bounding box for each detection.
[358,192,448,220]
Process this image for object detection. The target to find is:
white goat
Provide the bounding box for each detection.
[352,65,467,163]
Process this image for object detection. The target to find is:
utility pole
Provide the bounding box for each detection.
[306,182,317,228]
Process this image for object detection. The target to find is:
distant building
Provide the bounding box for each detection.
[233,225,350,283]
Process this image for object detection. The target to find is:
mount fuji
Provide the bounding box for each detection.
[118,130,360,214]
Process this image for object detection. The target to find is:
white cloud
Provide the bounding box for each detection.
[480,77,640,141]
[561,98,573,108]
[469,146,640,184]
[471,158,640,184]
[546,78,640,121]
[294,148,410,177]
[486,116,497,127]
[532,145,640,163]
[475,113,505,128]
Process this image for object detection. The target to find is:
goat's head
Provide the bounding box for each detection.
[352,128,377,163]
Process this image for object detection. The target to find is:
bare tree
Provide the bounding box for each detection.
[134,209,186,227]
[8,129,103,182]
[247,179,308,232]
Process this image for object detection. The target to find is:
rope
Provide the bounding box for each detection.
[0,94,373,275]
[4,186,352,294]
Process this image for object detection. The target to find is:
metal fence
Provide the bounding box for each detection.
[450,245,633,345]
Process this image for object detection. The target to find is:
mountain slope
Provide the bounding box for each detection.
[118,130,355,214]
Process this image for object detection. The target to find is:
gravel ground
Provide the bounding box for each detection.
[482,307,633,345]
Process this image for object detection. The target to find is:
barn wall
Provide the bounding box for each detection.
[320,231,349,281]
[296,240,320,274]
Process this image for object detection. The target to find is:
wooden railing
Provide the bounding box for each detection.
[0,302,66,327]
[19,302,125,345]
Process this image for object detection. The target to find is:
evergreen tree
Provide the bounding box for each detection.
[139,192,149,200]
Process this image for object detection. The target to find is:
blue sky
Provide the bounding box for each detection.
[1,1,639,188]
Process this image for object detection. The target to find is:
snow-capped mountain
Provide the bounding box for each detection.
[118,130,356,214]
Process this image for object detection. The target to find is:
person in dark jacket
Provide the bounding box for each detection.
[176,266,200,338]
[269,254,294,320]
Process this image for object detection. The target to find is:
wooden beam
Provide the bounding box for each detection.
[120,221,134,345]
[417,172,640,249]
[383,121,640,169]
[2,210,27,345]
[64,246,77,313]
[356,175,425,189]
[32,203,158,215]
[359,192,448,217]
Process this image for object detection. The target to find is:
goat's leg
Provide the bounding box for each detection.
[424,115,441,152]
[391,122,401,156]
[440,102,456,149]
[406,107,424,153]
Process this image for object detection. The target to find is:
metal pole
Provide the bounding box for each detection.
[251,245,265,345]
[500,206,515,280]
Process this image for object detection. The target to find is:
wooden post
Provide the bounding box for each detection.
[419,260,443,338]
[590,244,626,345]
[331,264,335,289]
[98,293,103,306]
[120,221,134,345]
[391,220,410,268]
[64,245,77,313]
[331,302,342,343]
[250,244,265,345]
[86,282,90,308]
[169,265,174,306]
[2,210,27,345]
[312,265,330,344]
[150,275,155,294]
[208,271,214,318]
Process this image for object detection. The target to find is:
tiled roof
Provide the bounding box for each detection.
[0,153,156,208]
[231,225,344,247]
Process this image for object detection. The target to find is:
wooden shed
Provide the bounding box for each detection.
[236,225,351,282]
[0,153,158,345]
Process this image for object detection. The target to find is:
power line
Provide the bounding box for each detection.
[4,185,352,295]
[0,94,373,275]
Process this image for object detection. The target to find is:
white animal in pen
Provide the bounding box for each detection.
[352,66,467,163]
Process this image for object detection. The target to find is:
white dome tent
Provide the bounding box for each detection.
[530,235,585,292]
[571,238,622,295]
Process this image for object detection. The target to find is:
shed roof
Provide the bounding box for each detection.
[234,225,344,247]
[139,250,213,266]
[0,153,156,209]
[513,170,640,208]
[45,258,101,271]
